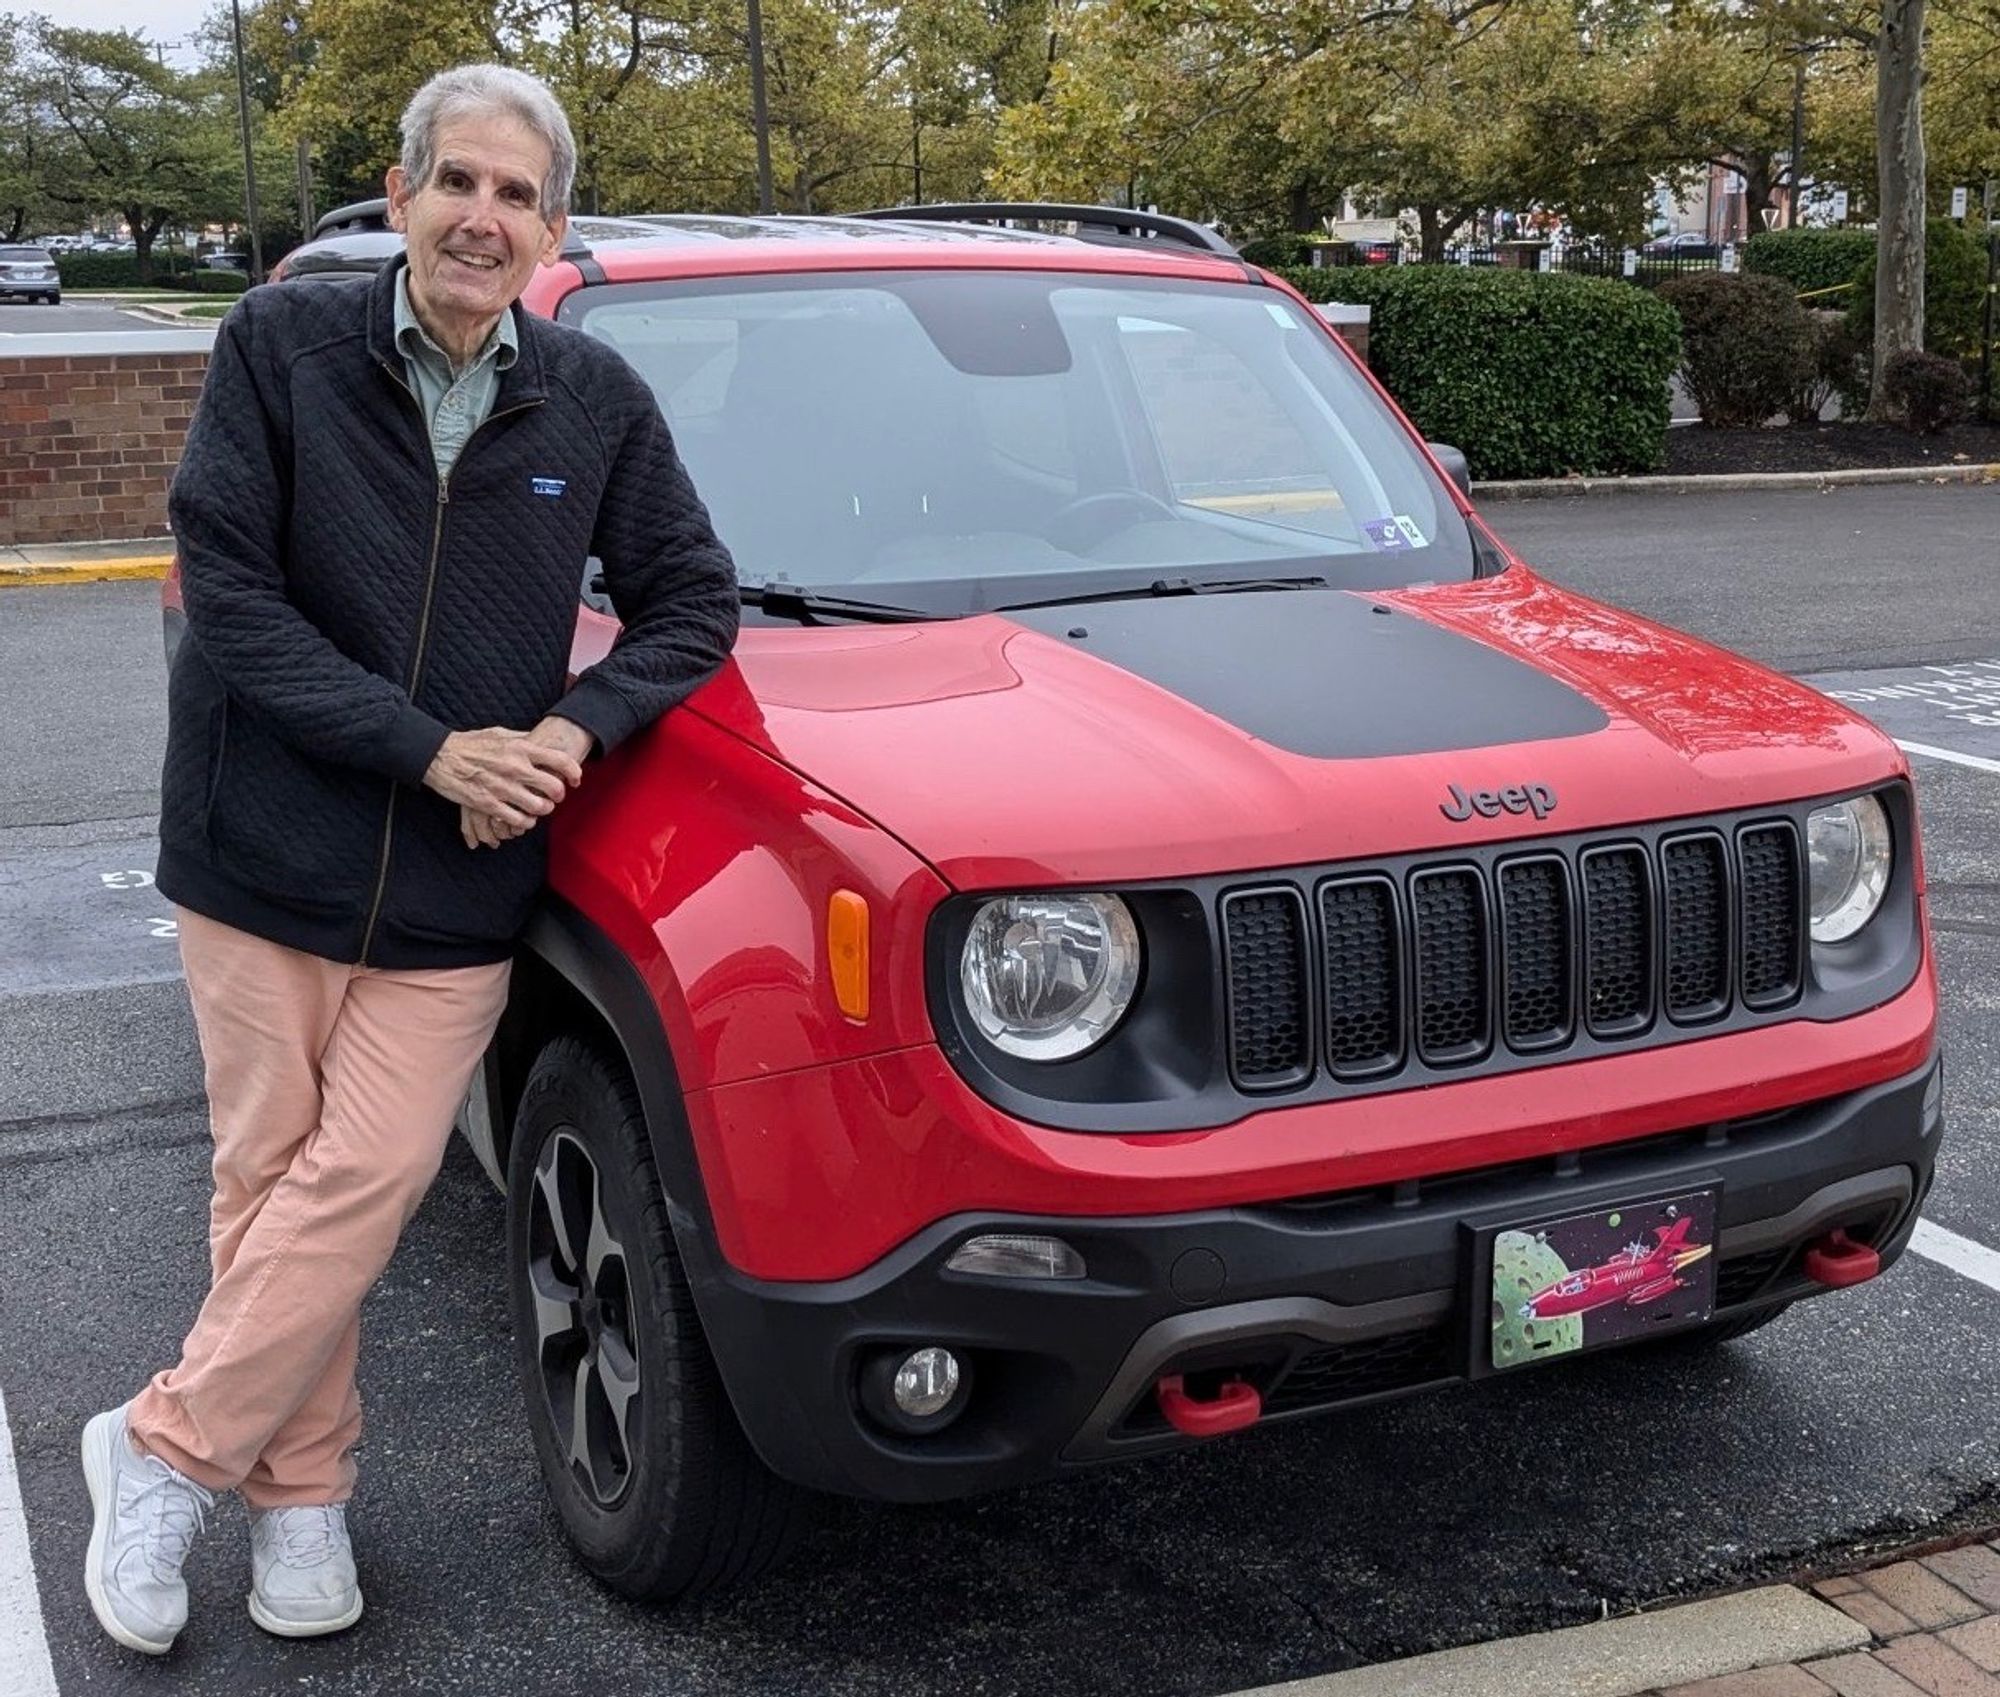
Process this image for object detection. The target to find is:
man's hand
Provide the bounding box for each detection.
[449,717,597,849]
[425,726,583,831]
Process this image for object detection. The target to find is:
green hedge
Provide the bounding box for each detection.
[1743,229,1876,300]
[1846,218,1990,364]
[1279,265,1679,479]
[54,251,248,291]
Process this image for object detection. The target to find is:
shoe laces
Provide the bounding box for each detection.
[131,1456,213,1581]
[263,1504,347,1569]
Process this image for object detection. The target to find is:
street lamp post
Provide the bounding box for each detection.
[746,0,774,214]
[229,0,264,283]
[1789,48,1806,227]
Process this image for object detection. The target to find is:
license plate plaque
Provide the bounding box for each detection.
[1482,1188,1719,1373]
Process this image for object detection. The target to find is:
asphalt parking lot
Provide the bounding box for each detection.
[2,479,1997,1697]
[0,298,209,338]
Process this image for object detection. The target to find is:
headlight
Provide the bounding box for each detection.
[1806,795,1892,943]
[959,893,1141,1060]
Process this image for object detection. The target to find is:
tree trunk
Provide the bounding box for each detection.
[1417,204,1443,264]
[1867,0,1927,420]
[1738,151,1777,230]
[1289,181,1315,234]
[129,211,154,284]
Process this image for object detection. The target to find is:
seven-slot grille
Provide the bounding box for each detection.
[1224,820,1804,1091]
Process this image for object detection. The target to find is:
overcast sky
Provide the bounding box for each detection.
[34,0,215,68]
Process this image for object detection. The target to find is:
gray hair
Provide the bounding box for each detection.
[399,65,576,221]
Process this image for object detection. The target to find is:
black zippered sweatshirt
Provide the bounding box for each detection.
[157,258,741,968]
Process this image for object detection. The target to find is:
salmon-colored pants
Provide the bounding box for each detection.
[128,907,511,1508]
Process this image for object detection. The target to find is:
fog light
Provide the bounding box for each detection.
[893,1348,960,1418]
[946,1233,1086,1280]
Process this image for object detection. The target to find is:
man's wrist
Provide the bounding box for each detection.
[533,714,597,761]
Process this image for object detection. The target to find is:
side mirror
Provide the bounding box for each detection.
[1427,442,1472,499]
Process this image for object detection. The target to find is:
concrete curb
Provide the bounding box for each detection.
[1223,1584,1871,1697]
[1474,463,2000,500]
[121,304,197,326]
[0,552,171,588]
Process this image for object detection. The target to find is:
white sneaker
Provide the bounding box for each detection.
[247,1504,363,1637]
[81,1404,214,1655]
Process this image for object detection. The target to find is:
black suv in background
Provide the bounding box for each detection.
[0,244,60,305]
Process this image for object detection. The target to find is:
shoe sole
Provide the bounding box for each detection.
[247,1586,365,1638]
[80,1412,175,1656]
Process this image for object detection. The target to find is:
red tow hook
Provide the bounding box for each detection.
[1157,1374,1262,1438]
[1804,1229,1881,1289]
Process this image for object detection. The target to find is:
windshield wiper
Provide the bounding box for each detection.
[741,582,939,624]
[992,573,1332,613]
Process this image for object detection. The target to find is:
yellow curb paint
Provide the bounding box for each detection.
[0,556,172,586]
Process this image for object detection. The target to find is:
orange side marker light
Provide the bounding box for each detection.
[829,890,870,1021]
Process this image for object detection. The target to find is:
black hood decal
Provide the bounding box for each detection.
[1001,590,1607,759]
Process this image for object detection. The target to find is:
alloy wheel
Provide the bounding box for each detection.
[525,1129,643,1507]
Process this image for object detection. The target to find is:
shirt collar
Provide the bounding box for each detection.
[394,268,519,375]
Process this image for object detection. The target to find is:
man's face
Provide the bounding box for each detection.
[386,112,567,342]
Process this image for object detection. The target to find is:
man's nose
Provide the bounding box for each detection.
[459,190,504,233]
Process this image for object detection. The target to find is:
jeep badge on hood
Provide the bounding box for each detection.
[1442,782,1558,821]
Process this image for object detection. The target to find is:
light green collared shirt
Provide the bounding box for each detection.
[393,269,519,481]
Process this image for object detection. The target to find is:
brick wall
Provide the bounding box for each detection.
[0,351,208,547]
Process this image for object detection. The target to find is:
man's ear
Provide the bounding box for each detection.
[538,210,569,267]
[385,165,411,233]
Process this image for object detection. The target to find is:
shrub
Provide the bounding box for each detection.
[1819,313,1874,419]
[54,251,200,288]
[1881,349,1973,433]
[1239,233,1315,269]
[1786,311,1849,423]
[1278,265,1678,479]
[1846,218,1989,363]
[1659,272,1815,429]
[1743,228,1876,301]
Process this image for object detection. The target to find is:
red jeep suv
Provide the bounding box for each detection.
[164,201,1939,1604]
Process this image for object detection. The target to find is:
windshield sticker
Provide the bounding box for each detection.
[1364,515,1428,552]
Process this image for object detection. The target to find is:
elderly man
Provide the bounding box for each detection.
[80,64,739,1654]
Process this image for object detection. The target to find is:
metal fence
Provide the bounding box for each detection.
[1304,240,1740,287]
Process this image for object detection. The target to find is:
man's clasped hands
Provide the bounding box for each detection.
[423,717,596,850]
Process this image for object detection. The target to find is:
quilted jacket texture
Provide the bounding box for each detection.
[158,258,742,968]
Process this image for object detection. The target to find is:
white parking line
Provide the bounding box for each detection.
[0,1388,60,1697]
[1897,740,2000,777]
[1909,1220,2000,1295]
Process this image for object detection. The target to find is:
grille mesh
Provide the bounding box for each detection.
[1414,870,1489,1062]
[1321,878,1401,1076]
[1500,859,1572,1048]
[1217,818,1803,1094]
[1583,848,1652,1035]
[1223,890,1310,1083]
[1663,835,1731,1019]
[1739,824,1802,1006]
[1260,1329,1455,1415]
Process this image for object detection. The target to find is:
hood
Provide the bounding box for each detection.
[685,569,1903,890]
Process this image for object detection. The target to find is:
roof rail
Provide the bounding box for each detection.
[311,194,596,257]
[853,202,1237,257]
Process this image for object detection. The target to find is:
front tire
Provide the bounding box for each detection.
[506,1035,805,1603]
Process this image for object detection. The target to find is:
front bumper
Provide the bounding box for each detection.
[696,1052,1941,1502]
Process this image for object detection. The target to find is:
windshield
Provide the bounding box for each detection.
[0,247,51,262]
[564,269,1472,608]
